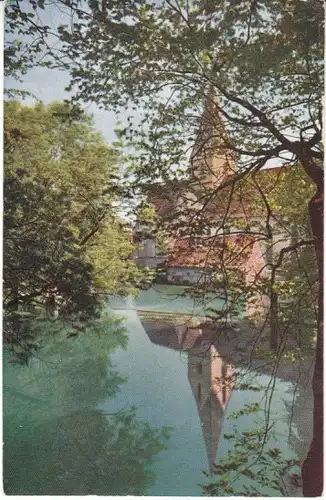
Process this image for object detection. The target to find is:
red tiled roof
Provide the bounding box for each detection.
[145,164,292,271]
[148,165,289,222]
[150,196,173,217]
[167,235,255,269]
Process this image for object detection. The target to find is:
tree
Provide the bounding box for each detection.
[4,0,323,494]
[201,424,300,496]
[4,100,150,359]
[241,166,317,350]
[57,2,324,493]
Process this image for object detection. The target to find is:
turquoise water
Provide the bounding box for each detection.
[112,284,225,317]
[3,286,306,496]
[102,306,300,496]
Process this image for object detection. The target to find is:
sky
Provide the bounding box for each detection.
[5,65,119,144]
[4,2,120,145]
[3,2,141,223]
[4,1,301,167]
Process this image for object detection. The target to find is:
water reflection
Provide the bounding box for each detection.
[4,293,312,496]
[138,311,234,475]
[3,317,169,495]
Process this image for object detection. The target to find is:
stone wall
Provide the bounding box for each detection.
[166,267,210,285]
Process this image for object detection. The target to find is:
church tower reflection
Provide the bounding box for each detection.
[138,312,234,474]
[187,336,234,474]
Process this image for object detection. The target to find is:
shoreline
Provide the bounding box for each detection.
[203,318,315,388]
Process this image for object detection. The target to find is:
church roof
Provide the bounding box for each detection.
[167,235,255,270]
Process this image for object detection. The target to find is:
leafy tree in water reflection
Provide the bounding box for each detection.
[3,316,170,495]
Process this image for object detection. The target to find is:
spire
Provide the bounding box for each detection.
[200,393,224,475]
[190,86,236,189]
[140,316,234,475]
[188,343,231,475]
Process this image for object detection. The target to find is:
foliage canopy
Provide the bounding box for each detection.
[4,100,150,357]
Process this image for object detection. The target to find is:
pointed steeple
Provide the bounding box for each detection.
[190,86,236,189]
[187,343,232,475]
[200,392,224,474]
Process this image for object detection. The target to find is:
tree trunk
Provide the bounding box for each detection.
[301,188,323,497]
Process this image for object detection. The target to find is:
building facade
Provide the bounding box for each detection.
[133,90,303,319]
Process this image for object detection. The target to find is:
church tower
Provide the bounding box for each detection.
[189,86,237,190]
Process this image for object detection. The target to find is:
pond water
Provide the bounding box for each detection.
[3,285,308,496]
